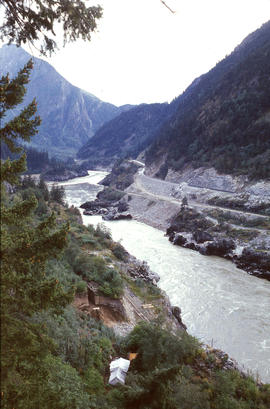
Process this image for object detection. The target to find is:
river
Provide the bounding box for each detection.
[53,171,270,383]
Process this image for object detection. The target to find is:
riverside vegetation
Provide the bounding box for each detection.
[1,62,270,409]
[3,158,270,409]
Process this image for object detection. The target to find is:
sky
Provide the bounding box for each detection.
[23,0,270,106]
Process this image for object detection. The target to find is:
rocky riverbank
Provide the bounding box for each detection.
[61,169,269,383]
[81,162,270,280]
[128,166,270,281]
[166,206,270,281]
[80,159,143,220]
[80,192,132,221]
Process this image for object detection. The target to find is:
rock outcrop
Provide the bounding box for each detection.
[198,238,235,257]
[80,162,140,221]
[81,195,132,222]
[234,249,270,280]
[103,210,132,221]
[171,306,187,330]
[100,159,143,191]
[166,207,270,281]
[127,258,160,285]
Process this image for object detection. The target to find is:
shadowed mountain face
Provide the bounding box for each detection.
[78,21,270,180]
[77,102,176,167]
[145,21,270,180]
[0,44,131,158]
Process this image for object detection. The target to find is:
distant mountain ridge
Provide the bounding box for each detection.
[77,21,270,180]
[0,45,131,158]
[77,101,177,167]
[145,21,270,180]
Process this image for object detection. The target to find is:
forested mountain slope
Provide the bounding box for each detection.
[0,45,131,158]
[77,102,176,167]
[145,21,270,180]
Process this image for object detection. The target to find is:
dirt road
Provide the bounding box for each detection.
[131,170,269,223]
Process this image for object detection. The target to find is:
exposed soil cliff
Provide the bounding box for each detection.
[74,253,186,337]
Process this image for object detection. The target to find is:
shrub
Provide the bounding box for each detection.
[50,184,66,205]
[125,321,199,372]
[43,355,91,409]
[173,379,210,409]
[84,367,105,395]
[75,280,87,294]
[35,198,48,216]
[98,269,124,298]
[95,223,112,241]
[72,254,123,298]
[97,187,125,202]
[111,242,129,261]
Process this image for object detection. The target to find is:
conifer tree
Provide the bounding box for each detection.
[0,61,74,408]
[0,0,103,55]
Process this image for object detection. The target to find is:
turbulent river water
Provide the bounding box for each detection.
[55,171,270,383]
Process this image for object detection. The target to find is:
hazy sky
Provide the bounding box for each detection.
[24,0,270,106]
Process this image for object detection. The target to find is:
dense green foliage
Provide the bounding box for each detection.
[1,142,90,179]
[110,321,270,409]
[18,175,65,207]
[71,251,123,299]
[97,186,125,202]
[1,61,74,408]
[0,0,102,55]
[25,146,49,171]
[0,61,121,408]
[145,21,270,179]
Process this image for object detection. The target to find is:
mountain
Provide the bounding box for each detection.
[0,44,131,158]
[145,21,270,180]
[78,22,270,180]
[77,102,177,167]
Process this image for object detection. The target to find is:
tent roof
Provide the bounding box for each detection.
[110,358,130,372]
[109,358,130,385]
[109,368,127,385]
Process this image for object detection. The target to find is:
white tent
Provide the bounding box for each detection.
[109,358,130,385]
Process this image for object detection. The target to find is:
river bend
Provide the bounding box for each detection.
[53,171,270,383]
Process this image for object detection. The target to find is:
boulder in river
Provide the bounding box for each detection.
[192,230,214,243]
[103,210,132,221]
[171,306,187,330]
[235,248,270,280]
[173,233,187,246]
[80,200,115,210]
[185,242,198,251]
[198,238,235,256]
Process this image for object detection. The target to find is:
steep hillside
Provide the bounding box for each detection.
[145,21,270,180]
[0,45,130,158]
[77,102,175,167]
